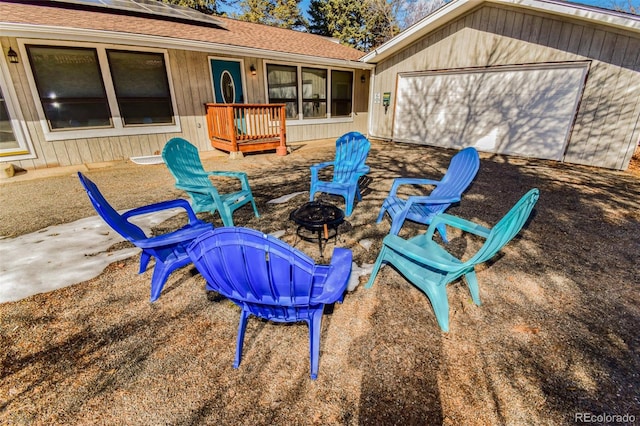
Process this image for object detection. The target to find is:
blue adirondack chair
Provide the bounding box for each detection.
[162,138,259,226]
[186,227,353,380]
[366,189,539,332]
[377,147,480,238]
[309,131,371,216]
[77,172,213,302]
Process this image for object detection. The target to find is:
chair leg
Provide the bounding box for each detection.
[344,191,356,216]
[149,260,171,302]
[308,310,323,380]
[436,222,449,244]
[234,310,250,369]
[139,251,152,274]
[464,270,482,306]
[376,202,387,224]
[365,247,387,289]
[417,282,450,332]
[250,197,260,218]
[219,207,235,227]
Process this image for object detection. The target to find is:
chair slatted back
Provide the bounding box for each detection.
[431,147,480,200]
[78,173,147,242]
[466,189,539,268]
[187,228,318,307]
[333,132,371,184]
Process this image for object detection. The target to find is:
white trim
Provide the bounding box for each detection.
[17,39,181,141]
[0,51,36,161]
[0,22,374,70]
[361,0,640,63]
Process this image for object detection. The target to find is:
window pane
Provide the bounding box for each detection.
[302,68,327,119]
[0,87,20,152]
[107,50,174,125]
[267,64,298,119]
[27,46,111,130]
[331,70,353,117]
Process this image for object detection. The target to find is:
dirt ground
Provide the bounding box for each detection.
[1,140,639,425]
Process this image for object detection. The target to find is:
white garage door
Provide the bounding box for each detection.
[393,62,589,161]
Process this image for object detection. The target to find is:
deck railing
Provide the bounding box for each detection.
[204,103,287,156]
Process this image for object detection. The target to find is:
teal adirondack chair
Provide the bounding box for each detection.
[366,189,539,332]
[309,131,371,216]
[162,138,259,226]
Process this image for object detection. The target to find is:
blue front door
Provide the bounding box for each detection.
[210,59,244,104]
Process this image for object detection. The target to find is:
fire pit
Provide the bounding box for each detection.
[289,201,345,257]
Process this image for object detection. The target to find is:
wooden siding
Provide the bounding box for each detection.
[370,5,640,170]
[1,42,368,170]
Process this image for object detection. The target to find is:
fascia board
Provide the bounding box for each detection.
[0,22,374,70]
[361,0,640,64]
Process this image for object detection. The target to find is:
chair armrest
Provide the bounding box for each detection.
[312,247,352,304]
[389,177,441,197]
[122,199,201,225]
[405,194,461,207]
[382,234,461,273]
[207,171,251,191]
[426,213,491,240]
[310,161,335,171]
[134,223,213,249]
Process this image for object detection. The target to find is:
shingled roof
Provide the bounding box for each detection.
[0,0,365,62]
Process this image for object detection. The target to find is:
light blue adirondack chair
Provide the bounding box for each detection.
[366,189,539,332]
[162,138,259,226]
[186,227,353,380]
[377,147,480,238]
[78,172,213,302]
[309,131,371,216]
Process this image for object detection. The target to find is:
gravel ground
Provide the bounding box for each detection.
[1,140,639,425]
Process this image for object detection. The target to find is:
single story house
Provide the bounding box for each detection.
[0,0,371,169]
[1,0,639,171]
[363,0,640,170]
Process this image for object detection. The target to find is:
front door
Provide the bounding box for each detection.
[210,59,244,104]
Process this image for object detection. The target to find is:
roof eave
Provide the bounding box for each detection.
[0,22,374,69]
[361,0,640,64]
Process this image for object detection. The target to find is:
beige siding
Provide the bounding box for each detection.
[370,5,640,169]
[1,41,368,169]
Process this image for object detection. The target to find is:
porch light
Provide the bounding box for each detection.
[360,74,366,83]
[7,47,18,64]
[250,64,256,76]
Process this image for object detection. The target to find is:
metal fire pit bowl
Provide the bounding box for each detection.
[289,201,345,257]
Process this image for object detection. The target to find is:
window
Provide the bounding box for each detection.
[331,70,353,117]
[0,64,34,159]
[302,68,327,119]
[23,42,179,140]
[27,46,111,130]
[267,64,298,119]
[107,50,174,125]
[266,63,354,121]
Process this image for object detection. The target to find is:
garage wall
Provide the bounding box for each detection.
[369,4,640,170]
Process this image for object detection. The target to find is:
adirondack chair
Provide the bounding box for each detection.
[162,137,259,226]
[77,172,213,302]
[309,131,371,216]
[186,227,353,380]
[366,189,539,332]
[376,147,480,238]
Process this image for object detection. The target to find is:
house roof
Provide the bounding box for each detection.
[362,0,640,63]
[0,0,368,67]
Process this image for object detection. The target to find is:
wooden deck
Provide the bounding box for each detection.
[204,103,287,157]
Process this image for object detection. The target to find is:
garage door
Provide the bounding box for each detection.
[393,62,589,161]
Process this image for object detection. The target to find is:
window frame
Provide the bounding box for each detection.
[264,61,355,125]
[0,52,35,160]
[19,40,180,141]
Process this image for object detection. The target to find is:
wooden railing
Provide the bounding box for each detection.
[204,103,287,157]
